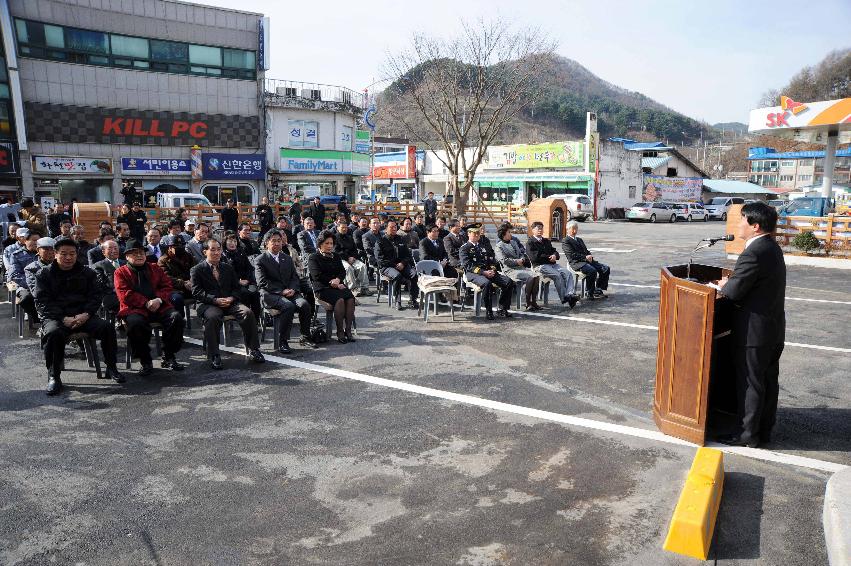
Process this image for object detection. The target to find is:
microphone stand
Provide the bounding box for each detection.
[686,240,719,282]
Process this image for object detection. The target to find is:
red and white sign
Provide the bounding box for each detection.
[32,156,113,175]
[372,145,417,179]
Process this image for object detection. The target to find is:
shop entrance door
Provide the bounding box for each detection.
[202,184,256,205]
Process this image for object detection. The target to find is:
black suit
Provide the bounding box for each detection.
[376,234,418,303]
[297,229,319,264]
[418,236,458,278]
[443,232,464,268]
[255,251,312,342]
[720,234,786,444]
[306,203,325,228]
[190,260,259,356]
[221,207,239,233]
[92,257,126,313]
[423,198,438,224]
[562,235,610,294]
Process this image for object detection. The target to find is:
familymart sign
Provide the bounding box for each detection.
[279,149,370,175]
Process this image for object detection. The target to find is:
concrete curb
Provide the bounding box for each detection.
[825,467,851,566]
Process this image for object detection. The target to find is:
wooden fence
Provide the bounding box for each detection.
[775,215,851,257]
[112,202,528,232]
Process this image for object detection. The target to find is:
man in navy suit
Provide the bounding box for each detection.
[717,202,786,448]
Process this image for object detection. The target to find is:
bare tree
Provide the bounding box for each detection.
[382,19,556,214]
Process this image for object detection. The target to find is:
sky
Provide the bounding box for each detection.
[195,0,850,125]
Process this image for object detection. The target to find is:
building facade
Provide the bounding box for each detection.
[748,146,851,193]
[4,0,266,206]
[264,79,367,202]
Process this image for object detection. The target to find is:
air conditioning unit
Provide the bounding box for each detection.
[301,88,321,101]
[276,86,297,97]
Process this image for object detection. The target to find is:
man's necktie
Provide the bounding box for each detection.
[212,264,220,282]
[112,260,119,269]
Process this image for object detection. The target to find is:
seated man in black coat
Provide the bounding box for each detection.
[443,219,465,270]
[33,238,124,395]
[561,220,609,299]
[238,223,261,257]
[375,220,418,310]
[296,216,319,266]
[190,238,264,370]
[418,224,458,278]
[91,239,125,315]
[334,220,371,296]
[459,227,514,320]
[255,229,317,354]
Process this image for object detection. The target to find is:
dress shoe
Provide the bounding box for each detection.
[248,349,265,363]
[106,367,126,383]
[395,303,405,311]
[45,376,62,396]
[359,288,374,296]
[496,308,512,318]
[336,332,348,344]
[485,310,495,320]
[210,354,223,370]
[138,362,154,377]
[278,342,292,354]
[161,357,185,371]
[594,289,607,298]
[299,336,318,349]
[407,299,419,309]
[345,331,356,342]
[566,295,579,309]
[716,434,759,448]
[526,302,542,312]
[585,293,597,301]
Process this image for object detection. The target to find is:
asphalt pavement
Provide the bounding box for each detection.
[1,219,848,565]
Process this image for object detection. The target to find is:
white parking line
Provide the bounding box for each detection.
[590,248,636,253]
[182,337,846,475]
[507,310,851,354]
[609,282,851,305]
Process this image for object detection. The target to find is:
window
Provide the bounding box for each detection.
[189,44,221,66]
[628,186,636,199]
[288,120,319,148]
[779,175,794,182]
[666,167,677,177]
[14,18,256,80]
[111,35,148,58]
[799,159,814,167]
[798,174,812,182]
[780,160,795,167]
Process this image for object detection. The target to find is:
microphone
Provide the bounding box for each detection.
[701,235,734,244]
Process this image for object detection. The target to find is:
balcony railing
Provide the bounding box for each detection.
[264,79,366,110]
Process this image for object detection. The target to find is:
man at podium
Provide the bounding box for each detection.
[716,202,785,448]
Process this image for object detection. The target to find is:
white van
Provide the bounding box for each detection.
[545,194,593,221]
[156,193,212,209]
[704,197,745,221]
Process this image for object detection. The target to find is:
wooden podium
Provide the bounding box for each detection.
[654,264,736,445]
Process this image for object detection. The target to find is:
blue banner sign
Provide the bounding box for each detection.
[121,157,192,175]
[202,153,266,180]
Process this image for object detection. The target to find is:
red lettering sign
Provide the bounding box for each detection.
[149,119,165,137]
[766,111,791,127]
[171,121,190,137]
[103,117,124,135]
[188,122,207,138]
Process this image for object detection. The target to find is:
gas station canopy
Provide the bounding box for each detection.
[748,96,851,143]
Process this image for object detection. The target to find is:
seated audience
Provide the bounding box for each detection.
[7,231,39,322]
[562,220,610,299]
[418,224,458,279]
[223,232,261,319]
[296,216,319,264]
[352,217,371,263]
[274,215,296,253]
[443,220,465,271]
[527,221,579,308]
[459,227,515,319]
[145,227,165,262]
[33,237,124,395]
[186,222,210,263]
[3,226,28,272]
[376,220,419,310]
[494,224,540,311]
[254,230,317,354]
[158,235,195,312]
[24,237,55,295]
[160,220,183,246]
[412,213,428,240]
[87,228,116,266]
[238,223,260,256]
[334,220,371,296]
[308,230,357,343]
[92,240,125,316]
[190,238,264,370]
[435,216,449,240]
[361,218,382,267]
[115,239,185,375]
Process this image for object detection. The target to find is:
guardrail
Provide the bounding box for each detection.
[264,79,366,109]
[776,214,851,256]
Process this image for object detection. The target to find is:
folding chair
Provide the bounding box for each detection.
[414,260,456,322]
[565,263,588,298]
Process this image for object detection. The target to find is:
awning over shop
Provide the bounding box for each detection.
[473,173,592,183]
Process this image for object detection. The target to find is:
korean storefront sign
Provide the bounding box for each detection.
[486,141,585,170]
[32,156,113,175]
[24,102,260,148]
[121,158,192,176]
[202,153,266,180]
[279,149,368,175]
[355,130,371,154]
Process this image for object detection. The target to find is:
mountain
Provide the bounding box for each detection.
[759,48,851,106]
[712,122,748,135]
[378,55,712,145]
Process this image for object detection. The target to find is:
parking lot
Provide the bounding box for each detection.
[1,219,849,565]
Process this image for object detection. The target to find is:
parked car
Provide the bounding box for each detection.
[156,192,212,209]
[704,197,745,220]
[626,202,679,223]
[778,196,835,217]
[672,202,708,222]
[545,193,592,221]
